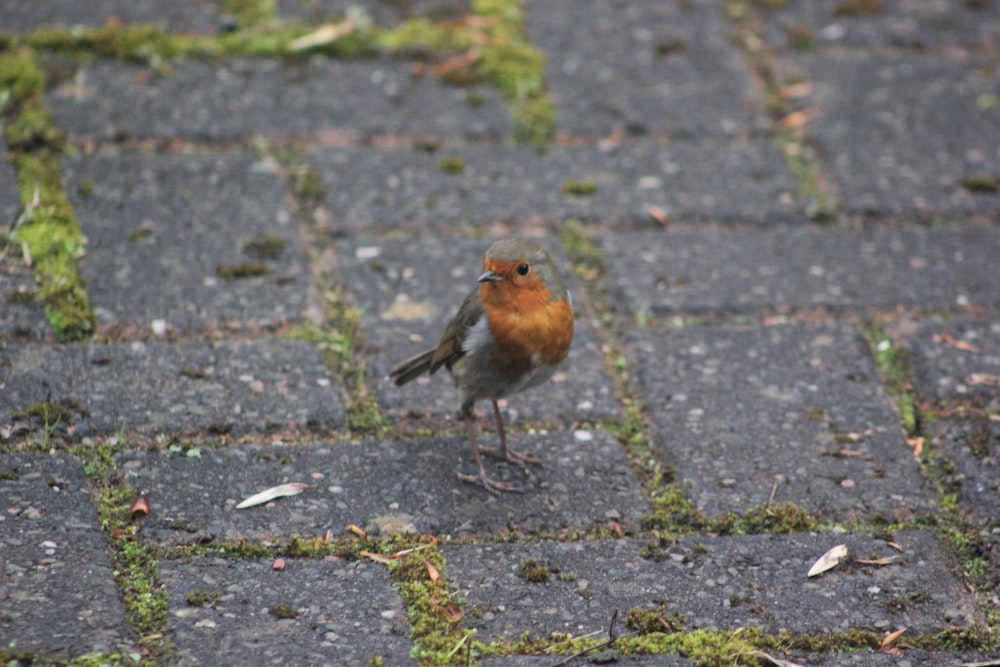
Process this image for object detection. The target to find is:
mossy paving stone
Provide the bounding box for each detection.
[907,317,1000,410]
[483,656,690,666]
[0,0,221,35]
[444,532,981,642]
[64,152,313,334]
[159,557,416,666]
[116,431,647,547]
[0,454,133,660]
[0,339,344,443]
[930,418,999,525]
[526,0,768,139]
[277,0,471,26]
[778,53,1000,221]
[598,226,1000,316]
[334,235,619,427]
[758,0,1000,51]
[310,139,795,232]
[49,57,511,144]
[626,323,938,522]
[772,650,1000,667]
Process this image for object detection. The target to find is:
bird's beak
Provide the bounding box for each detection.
[477,270,500,283]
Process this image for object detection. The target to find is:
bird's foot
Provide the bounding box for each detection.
[457,470,525,494]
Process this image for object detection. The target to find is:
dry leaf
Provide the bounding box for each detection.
[272,557,286,571]
[433,597,465,624]
[968,373,1000,388]
[360,550,398,564]
[907,437,924,457]
[290,20,357,51]
[130,494,150,518]
[780,108,820,130]
[808,544,848,577]
[932,332,977,353]
[425,561,442,586]
[751,651,806,667]
[856,556,897,566]
[887,541,903,552]
[646,205,671,227]
[235,482,308,509]
[347,524,367,538]
[881,627,906,652]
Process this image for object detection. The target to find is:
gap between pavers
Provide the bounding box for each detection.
[160,556,416,666]
[117,431,647,547]
[444,532,981,641]
[626,322,938,523]
[599,226,1000,316]
[64,152,314,334]
[333,234,619,427]
[0,454,133,660]
[0,339,345,443]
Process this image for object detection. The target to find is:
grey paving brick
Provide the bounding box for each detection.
[782,53,1000,220]
[773,651,1000,667]
[483,656,690,666]
[277,0,470,26]
[0,454,132,660]
[334,235,619,426]
[49,57,511,143]
[0,340,344,442]
[444,532,980,640]
[627,323,937,522]
[64,152,311,333]
[118,432,647,546]
[160,557,415,666]
[0,0,221,34]
[311,139,795,230]
[599,226,1000,317]
[527,0,767,138]
[931,417,999,526]
[908,317,1000,409]
[759,0,1000,51]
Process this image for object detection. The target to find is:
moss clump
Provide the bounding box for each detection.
[862,323,918,436]
[833,0,883,16]
[645,485,709,535]
[268,603,300,619]
[626,606,686,634]
[438,157,466,174]
[185,590,223,607]
[960,174,999,193]
[562,218,606,280]
[517,558,551,583]
[564,179,597,196]
[216,262,271,279]
[242,234,287,260]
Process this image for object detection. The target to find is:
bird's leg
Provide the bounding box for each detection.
[477,400,542,468]
[456,404,523,494]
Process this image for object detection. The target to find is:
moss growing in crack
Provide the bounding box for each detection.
[561,218,606,280]
[564,179,598,196]
[0,50,96,340]
[517,558,551,583]
[222,0,276,29]
[26,24,191,60]
[862,322,918,436]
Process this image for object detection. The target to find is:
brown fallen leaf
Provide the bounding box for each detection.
[290,20,357,51]
[968,373,1000,388]
[780,107,821,131]
[347,524,367,538]
[130,494,150,518]
[808,544,848,577]
[907,437,924,458]
[886,541,904,552]
[432,596,465,624]
[426,561,442,586]
[856,556,897,566]
[235,482,308,509]
[360,550,398,565]
[933,333,978,353]
[272,557,286,571]
[880,627,906,654]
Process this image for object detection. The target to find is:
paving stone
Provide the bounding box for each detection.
[118,432,648,546]
[627,323,937,522]
[759,0,1000,51]
[908,317,1000,409]
[444,532,980,641]
[277,0,470,26]
[333,235,619,427]
[0,454,132,660]
[931,417,1000,526]
[64,152,312,333]
[526,0,767,138]
[781,52,1000,220]
[599,226,1000,317]
[160,557,415,666]
[0,0,221,34]
[773,650,1000,667]
[49,57,511,143]
[0,340,344,442]
[483,656,690,666]
[311,139,796,231]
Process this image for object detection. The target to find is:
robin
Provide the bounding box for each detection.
[389,238,574,493]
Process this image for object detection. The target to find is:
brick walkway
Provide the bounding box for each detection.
[1,2,998,666]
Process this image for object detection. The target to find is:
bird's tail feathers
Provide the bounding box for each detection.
[388,348,436,386]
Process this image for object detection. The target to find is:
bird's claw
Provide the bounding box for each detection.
[457,471,525,494]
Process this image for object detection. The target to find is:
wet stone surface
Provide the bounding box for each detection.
[445,531,979,640]
[0,0,222,34]
[49,58,510,143]
[310,139,796,231]
[333,235,619,427]
[0,340,344,443]
[118,431,647,546]
[527,0,766,138]
[930,417,1000,525]
[627,323,937,522]
[758,0,1000,51]
[65,152,312,334]
[599,226,1000,316]
[160,557,416,666]
[907,317,1000,409]
[783,53,1000,220]
[0,454,131,660]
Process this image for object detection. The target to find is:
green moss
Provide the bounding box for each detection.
[833,0,883,17]
[517,558,551,583]
[564,179,598,196]
[242,234,288,259]
[27,24,191,60]
[626,606,686,634]
[438,157,466,174]
[862,322,918,436]
[216,262,272,279]
[269,603,300,619]
[0,50,96,340]
[561,218,606,280]
[960,174,999,193]
[222,0,276,29]
[185,589,223,607]
[0,470,19,481]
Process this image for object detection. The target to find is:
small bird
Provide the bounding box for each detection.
[389,238,574,493]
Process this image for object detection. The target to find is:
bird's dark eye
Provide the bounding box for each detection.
[517,263,530,276]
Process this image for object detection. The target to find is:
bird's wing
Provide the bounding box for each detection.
[429,287,483,373]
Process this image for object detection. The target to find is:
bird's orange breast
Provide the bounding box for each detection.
[482,287,574,370]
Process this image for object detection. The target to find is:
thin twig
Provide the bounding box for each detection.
[0,186,39,263]
[766,478,779,509]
